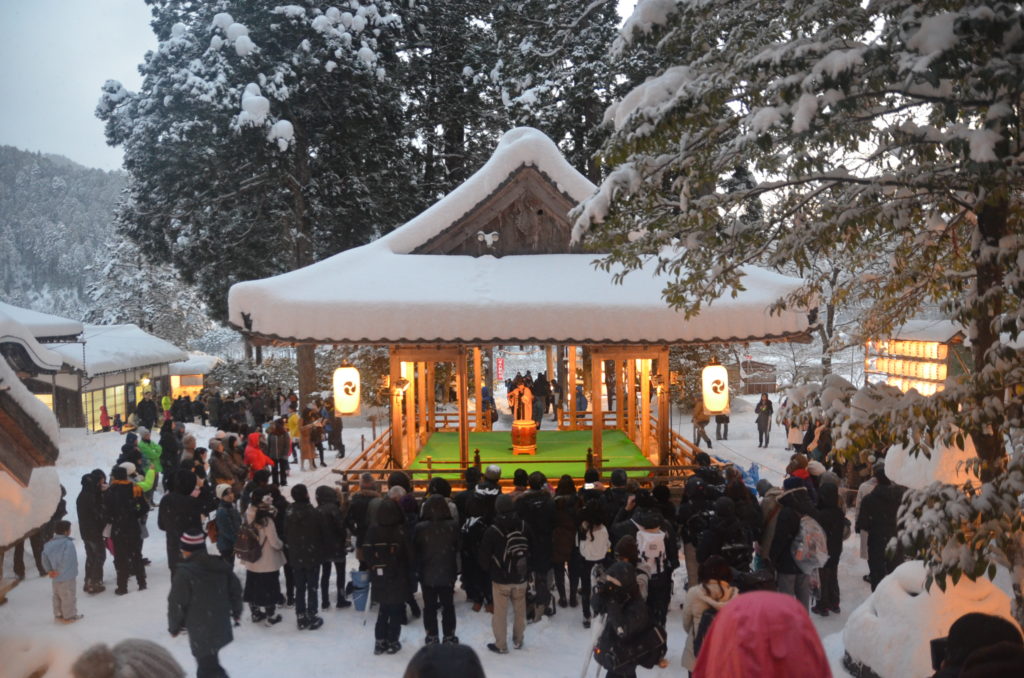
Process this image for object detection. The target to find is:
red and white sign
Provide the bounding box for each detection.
[496,357,505,381]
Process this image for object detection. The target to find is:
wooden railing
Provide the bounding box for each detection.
[344,427,393,471]
[555,409,618,430]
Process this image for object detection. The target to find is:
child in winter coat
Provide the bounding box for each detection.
[42,520,82,623]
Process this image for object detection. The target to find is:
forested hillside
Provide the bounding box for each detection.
[0,145,123,315]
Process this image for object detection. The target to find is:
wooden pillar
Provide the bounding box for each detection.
[546,345,555,382]
[656,348,670,466]
[473,347,483,431]
[640,358,651,456]
[591,352,603,468]
[426,362,436,433]
[389,348,403,468]
[627,358,637,443]
[457,348,470,467]
[615,359,625,432]
[417,362,428,445]
[567,345,578,431]
[405,362,417,464]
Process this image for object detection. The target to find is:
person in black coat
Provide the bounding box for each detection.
[855,465,907,591]
[813,482,848,616]
[414,495,460,644]
[452,467,480,527]
[168,531,243,678]
[347,472,381,568]
[366,498,414,654]
[769,479,822,609]
[315,485,351,610]
[105,466,148,595]
[76,469,107,594]
[517,471,556,620]
[157,470,204,578]
[591,561,658,678]
[602,469,630,527]
[136,393,157,430]
[697,496,754,573]
[285,484,327,630]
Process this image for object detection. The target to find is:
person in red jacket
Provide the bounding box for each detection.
[243,432,275,480]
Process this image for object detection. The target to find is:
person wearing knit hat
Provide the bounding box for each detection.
[168,529,242,678]
[214,484,241,567]
[71,639,186,678]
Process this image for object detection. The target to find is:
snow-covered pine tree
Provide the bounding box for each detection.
[97,1,414,402]
[396,0,506,201]
[490,0,622,181]
[574,0,1024,621]
[83,236,213,347]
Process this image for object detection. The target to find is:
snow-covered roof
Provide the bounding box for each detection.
[0,308,66,371]
[0,356,61,449]
[169,351,223,375]
[892,318,963,344]
[229,128,813,345]
[0,300,83,341]
[50,324,188,377]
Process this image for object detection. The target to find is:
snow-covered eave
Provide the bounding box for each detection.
[0,301,83,342]
[169,352,223,376]
[49,324,188,378]
[231,325,815,347]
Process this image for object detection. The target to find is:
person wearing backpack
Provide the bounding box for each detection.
[632,510,678,633]
[696,497,754,574]
[592,560,663,678]
[315,485,351,610]
[365,497,414,654]
[677,476,716,588]
[242,488,285,626]
[479,494,533,654]
[157,469,203,578]
[811,482,848,616]
[516,471,556,621]
[576,498,611,628]
[769,478,824,608]
[414,495,460,644]
[285,484,327,630]
[681,555,737,674]
[856,464,907,591]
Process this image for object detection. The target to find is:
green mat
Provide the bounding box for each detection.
[407,429,653,479]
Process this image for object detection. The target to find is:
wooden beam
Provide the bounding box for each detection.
[426,362,436,433]
[627,358,637,443]
[567,345,577,431]
[473,347,483,431]
[657,348,670,465]
[457,348,469,467]
[389,348,403,468]
[640,359,651,457]
[417,362,428,443]
[591,353,603,468]
[392,346,462,363]
[405,361,416,465]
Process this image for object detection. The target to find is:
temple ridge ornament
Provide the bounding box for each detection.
[477,230,500,248]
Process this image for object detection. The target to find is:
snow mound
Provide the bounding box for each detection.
[0,465,60,548]
[843,560,1019,678]
[886,434,976,489]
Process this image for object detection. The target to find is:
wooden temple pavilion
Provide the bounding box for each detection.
[228,128,815,476]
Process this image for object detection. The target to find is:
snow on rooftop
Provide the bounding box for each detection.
[0,300,83,340]
[0,354,61,450]
[229,128,812,344]
[169,351,223,376]
[0,308,65,372]
[49,325,187,377]
[892,318,962,344]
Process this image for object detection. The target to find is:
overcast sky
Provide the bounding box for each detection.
[0,0,637,172]
[0,0,155,171]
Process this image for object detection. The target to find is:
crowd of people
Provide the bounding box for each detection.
[12,388,1020,678]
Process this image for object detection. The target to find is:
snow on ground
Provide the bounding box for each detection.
[0,408,869,678]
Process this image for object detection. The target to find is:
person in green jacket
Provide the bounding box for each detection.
[161,393,173,415]
[138,427,163,474]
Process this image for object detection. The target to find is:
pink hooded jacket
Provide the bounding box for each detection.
[693,591,832,678]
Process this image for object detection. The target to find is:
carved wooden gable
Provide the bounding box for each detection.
[412,166,581,256]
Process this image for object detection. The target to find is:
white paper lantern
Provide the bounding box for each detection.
[701,363,729,414]
[333,366,360,415]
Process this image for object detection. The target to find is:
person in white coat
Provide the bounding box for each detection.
[681,555,738,673]
[242,489,286,626]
